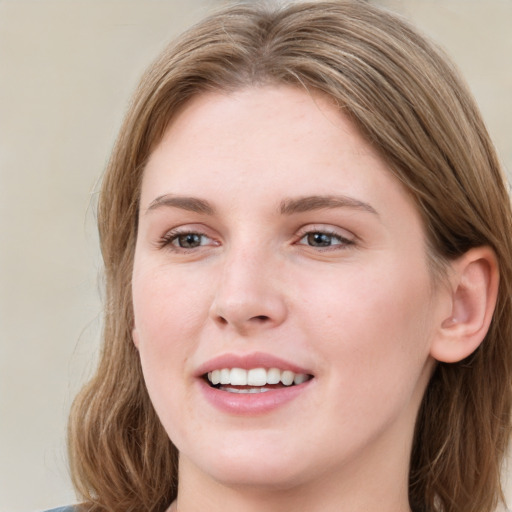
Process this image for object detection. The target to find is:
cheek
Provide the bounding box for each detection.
[131,265,205,428]
[297,259,434,387]
[131,263,211,411]
[133,263,209,346]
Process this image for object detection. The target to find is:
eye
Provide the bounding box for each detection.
[160,229,217,250]
[174,233,208,248]
[297,230,353,249]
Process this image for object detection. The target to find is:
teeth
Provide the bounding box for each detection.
[281,370,294,386]
[220,368,230,385]
[206,367,310,388]
[247,368,267,386]
[267,367,281,384]
[222,387,272,394]
[230,368,247,386]
[294,373,309,385]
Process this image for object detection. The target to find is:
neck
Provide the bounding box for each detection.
[172,447,413,512]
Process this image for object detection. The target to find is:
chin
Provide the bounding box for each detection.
[181,441,316,491]
[205,461,309,491]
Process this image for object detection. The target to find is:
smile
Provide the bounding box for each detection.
[197,353,315,412]
[206,367,312,393]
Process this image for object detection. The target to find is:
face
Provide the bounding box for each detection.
[132,86,445,492]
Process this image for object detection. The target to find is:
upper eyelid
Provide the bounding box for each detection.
[295,224,356,239]
[162,223,213,236]
[162,228,213,241]
[158,225,215,245]
[165,230,211,240]
[298,230,350,241]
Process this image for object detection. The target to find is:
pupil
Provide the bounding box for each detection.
[308,232,331,246]
[179,233,201,248]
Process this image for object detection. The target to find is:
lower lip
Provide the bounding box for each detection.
[198,378,313,415]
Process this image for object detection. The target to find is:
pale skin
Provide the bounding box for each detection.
[131,86,498,512]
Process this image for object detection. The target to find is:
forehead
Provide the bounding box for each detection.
[140,86,419,226]
[144,87,388,189]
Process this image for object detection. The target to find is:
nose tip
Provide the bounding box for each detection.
[212,297,286,333]
[209,258,287,334]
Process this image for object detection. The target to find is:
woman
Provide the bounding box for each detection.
[57,1,512,511]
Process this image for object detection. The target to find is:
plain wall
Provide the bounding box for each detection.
[0,1,510,510]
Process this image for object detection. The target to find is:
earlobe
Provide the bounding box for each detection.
[132,328,140,350]
[430,247,499,363]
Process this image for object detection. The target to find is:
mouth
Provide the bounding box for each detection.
[204,367,314,393]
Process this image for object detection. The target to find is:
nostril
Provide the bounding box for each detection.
[253,315,270,322]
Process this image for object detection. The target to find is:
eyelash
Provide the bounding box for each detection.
[158,229,217,251]
[296,228,354,249]
[158,227,355,252]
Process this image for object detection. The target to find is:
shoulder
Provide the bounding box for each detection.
[41,507,77,512]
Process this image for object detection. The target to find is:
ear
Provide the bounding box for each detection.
[132,328,140,350]
[430,247,499,363]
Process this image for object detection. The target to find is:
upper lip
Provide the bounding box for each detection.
[195,352,313,377]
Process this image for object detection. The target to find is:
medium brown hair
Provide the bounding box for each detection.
[68,2,512,511]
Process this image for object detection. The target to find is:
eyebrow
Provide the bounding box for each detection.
[145,193,377,217]
[279,195,378,215]
[146,195,215,215]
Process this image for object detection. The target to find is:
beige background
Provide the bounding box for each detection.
[0,1,510,511]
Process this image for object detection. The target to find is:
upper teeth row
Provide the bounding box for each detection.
[207,367,309,387]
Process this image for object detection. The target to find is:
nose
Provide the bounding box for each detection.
[209,246,288,335]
